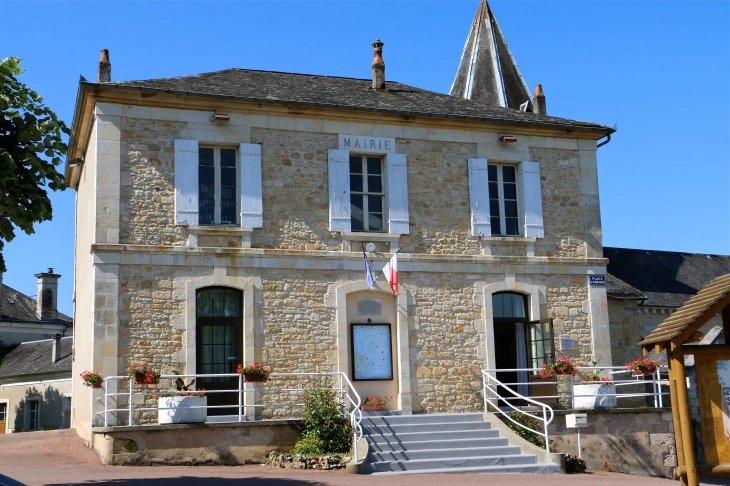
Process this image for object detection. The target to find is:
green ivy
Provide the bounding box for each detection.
[499,411,556,452]
[296,377,353,455]
[0,57,69,273]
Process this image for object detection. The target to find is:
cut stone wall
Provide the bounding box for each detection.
[607,298,643,366]
[549,409,676,478]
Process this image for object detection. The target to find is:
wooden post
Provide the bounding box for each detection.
[722,305,730,341]
[671,344,699,486]
[668,349,687,485]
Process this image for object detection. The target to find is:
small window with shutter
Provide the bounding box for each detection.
[350,155,385,232]
[488,164,520,236]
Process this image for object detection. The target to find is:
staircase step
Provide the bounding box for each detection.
[367,437,509,452]
[363,420,491,434]
[367,462,562,475]
[361,413,484,427]
[365,429,499,443]
[366,453,538,473]
[370,445,522,462]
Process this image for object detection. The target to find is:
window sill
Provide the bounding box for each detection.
[341,231,402,253]
[480,236,537,257]
[186,226,255,249]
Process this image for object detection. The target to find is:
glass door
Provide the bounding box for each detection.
[526,318,557,404]
[196,287,243,416]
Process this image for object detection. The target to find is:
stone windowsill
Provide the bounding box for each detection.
[481,236,537,257]
[341,231,402,253]
[184,225,255,248]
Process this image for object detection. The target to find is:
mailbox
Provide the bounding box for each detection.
[565,413,588,428]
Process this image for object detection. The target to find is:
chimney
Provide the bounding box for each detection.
[35,268,61,321]
[372,39,386,91]
[51,333,62,364]
[98,49,111,83]
[534,84,546,115]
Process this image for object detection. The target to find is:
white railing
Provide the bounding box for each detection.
[95,372,364,462]
[482,370,554,453]
[483,366,667,409]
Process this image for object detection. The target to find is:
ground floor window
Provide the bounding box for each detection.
[27,400,39,431]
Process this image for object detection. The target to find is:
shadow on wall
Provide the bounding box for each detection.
[49,478,322,486]
[13,385,65,432]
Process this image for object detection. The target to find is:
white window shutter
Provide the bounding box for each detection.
[468,158,491,237]
[387,153,409,234]
[174,139,199,226]
[520,161,545,238]
[328,149,351,232]
[240,143,263,228]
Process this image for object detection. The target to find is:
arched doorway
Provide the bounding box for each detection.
[196,286,242,416]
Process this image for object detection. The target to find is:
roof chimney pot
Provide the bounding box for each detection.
[534,84,546,115]
[372,39,386,91]
[98,49,111,83]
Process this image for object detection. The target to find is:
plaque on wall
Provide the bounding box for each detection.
[352,324,393,381]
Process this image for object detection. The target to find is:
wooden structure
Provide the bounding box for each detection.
[640,273,730,486]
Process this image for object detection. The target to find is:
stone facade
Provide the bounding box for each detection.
[71,99,611,437]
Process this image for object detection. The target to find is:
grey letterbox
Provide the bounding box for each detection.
[565,413,588,428]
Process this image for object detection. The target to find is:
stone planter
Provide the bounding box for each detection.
[573,383,617,410]
[158,396,207,424]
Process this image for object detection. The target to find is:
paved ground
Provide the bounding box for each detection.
[0,430,728,486]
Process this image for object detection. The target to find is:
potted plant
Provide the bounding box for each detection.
[362,395,392,412]
[574,361,617,410]
[627,358,660,376]
[539,356,577,379]
[237,362,273,382]
[126,362,160,384]
[80,370,104,388]
[157,372,207,424]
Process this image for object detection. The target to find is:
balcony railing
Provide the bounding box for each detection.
[95,372,364,462]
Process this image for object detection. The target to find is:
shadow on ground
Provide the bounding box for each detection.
[48,478,325,486]
[0,473,27,486]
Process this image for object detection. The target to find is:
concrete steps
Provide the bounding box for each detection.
[361,412,561,475]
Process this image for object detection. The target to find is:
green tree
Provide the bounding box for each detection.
[0,57,69,273]
[297,377,353,454]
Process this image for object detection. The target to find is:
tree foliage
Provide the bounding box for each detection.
[0,57,69,272]
[297,377,353,454]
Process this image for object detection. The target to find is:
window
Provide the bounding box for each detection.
[350,155,385,232]
[488,164,519,236]
[0,403,6,421]
[28,400,39,431]
[199,147,238,225]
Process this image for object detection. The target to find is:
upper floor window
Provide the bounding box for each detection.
[199,147,238,225]
[488,164,519,236]
[350,155,385,232]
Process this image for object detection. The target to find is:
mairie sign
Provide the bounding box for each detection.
[339,134,396,153]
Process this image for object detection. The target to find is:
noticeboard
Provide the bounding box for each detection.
[351,324,393,381]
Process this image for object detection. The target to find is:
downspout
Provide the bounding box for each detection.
[597,125,617,149]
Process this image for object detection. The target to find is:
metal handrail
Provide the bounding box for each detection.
[482,370,554,453]
[96,371,363,461]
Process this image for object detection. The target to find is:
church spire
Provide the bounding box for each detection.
[449,0,532,110]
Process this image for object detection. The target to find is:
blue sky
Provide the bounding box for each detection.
[3,1,728,316]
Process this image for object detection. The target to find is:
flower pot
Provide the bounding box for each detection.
[92,381,103,389]
[632,368,656,377]
[158,396,207,424]
[242,374,266,382]
[134,375,146,384]
[574,383,617,410]
[362,403,386,412]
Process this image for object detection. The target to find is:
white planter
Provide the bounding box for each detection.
[158,396,207,424]
[573,383,617,410]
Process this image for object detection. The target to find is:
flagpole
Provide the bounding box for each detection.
[374,246,404,280]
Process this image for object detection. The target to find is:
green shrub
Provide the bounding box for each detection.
[291,436,325,456]
[297,377,353,454]
[499,411,556,452]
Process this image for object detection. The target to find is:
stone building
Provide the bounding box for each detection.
[66,1,617,441]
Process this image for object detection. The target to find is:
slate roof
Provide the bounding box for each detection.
[101,69,610,132]
[0,284,72,324]
[605,274,646,300]
[0,337,73,378]
[450,0,532,110]
[639,274,730,346]
[605,247,730,307]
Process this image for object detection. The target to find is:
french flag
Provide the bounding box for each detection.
[382,253,398,296]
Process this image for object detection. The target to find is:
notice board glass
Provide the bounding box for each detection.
[352,324,393,381]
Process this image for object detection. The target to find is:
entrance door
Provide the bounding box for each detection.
[526,319,557,404]
[0,403,6,434]
[493,292,529,401]
[196,287,243,416]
